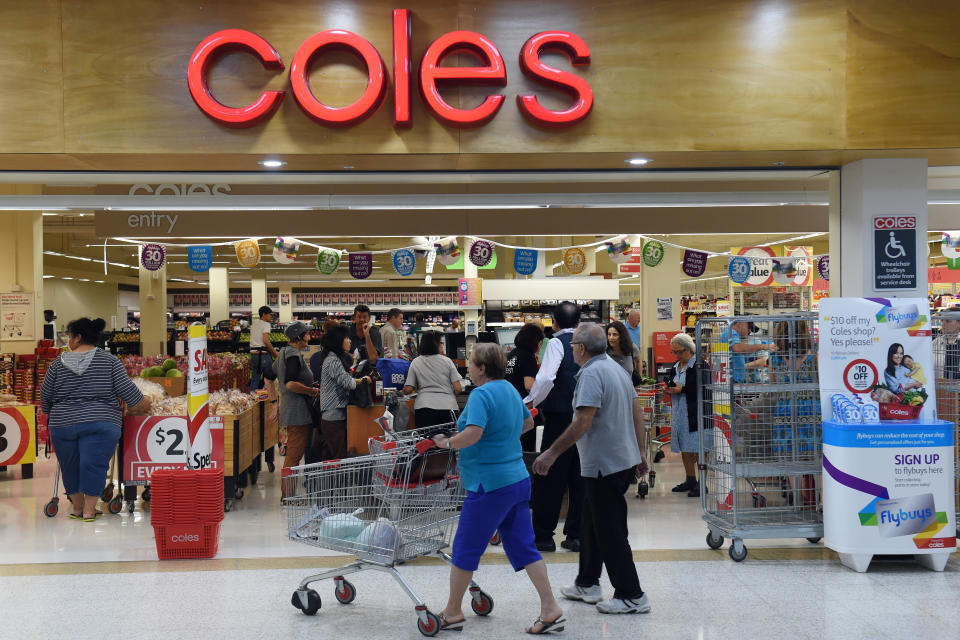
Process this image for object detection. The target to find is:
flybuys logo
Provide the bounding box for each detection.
[875,304,922,329]
[875,494,935,538]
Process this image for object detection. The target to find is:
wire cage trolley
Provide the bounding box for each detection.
[696,314,824,561]
[931,308,960,536]
[635,390,656,498]
[283,426,493,637]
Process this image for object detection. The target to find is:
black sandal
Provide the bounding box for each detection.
[436,612,464,632]
[526,615,566,634]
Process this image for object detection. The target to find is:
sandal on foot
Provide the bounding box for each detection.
[526,616,566,634]
[436,613,464,632]
[69,513,84,520]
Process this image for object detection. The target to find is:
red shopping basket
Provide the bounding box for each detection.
[153,522,221,560]
[150,468,224,560]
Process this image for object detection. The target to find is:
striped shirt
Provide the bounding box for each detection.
[40,349,144,429]
[318,352,356,421]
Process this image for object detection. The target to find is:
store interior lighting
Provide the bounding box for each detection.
[626,157,651,166]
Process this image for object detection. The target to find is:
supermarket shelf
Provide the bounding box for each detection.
[294,305,477,312]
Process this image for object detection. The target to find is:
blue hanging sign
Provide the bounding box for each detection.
[188,246,213,272]
[514,248,538,276]
[728,256,751,284]
[392,249,416,277]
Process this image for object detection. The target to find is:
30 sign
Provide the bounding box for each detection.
[188,9,593,129]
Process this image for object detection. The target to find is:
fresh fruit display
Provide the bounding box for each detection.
[141,366,165,378]
[165,369,184,378]
[110,332,140,343]
[161,358,178,372]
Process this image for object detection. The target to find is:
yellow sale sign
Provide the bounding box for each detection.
[235,240,261,268]
[564,248,586,274]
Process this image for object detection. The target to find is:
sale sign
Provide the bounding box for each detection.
[563,248,586,274]
[141,243,166,271]
[469,240,494,267]
[0,406,36,467]
[123,416,225,484]
[316,248,341,275]
[187,325,212,469]
[235,239,261,267]
[392,248,416,276]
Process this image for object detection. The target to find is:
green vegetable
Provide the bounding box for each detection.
[161,358,178,372]
[141,366,164,378]
[165,369,183,378]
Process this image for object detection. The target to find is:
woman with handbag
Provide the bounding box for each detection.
[317,324,370,460]
[606,321,643,385]
[663,332,711,497]
[273,322,319,499]
[402,331,462,430]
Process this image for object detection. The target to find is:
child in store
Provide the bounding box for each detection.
[902,354,927,386]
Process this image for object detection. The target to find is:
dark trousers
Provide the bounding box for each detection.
[320,419,348,460]
[531,411,583,541]
[576,467,643,600]
[414,407,458,432]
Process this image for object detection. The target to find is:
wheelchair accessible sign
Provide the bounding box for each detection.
[873,216,917,291]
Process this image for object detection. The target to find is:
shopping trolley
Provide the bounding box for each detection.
[284,427,494,637]
[932,309,960,536]
[651,384,673,463]
[636,391,656,498]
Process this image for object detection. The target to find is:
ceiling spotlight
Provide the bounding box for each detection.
[626,158,651,166]
[258,160,287,168]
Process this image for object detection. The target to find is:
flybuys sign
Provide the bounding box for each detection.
[876,493,936,538]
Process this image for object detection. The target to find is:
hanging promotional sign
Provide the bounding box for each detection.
[434,236,460,266]
[273,236,300,264]
[316,248,341,275]
[728,256,751,284]
[818,255,830,281]
[234,239,261,267]
[188,246,213,272]
[563,248,586,274]
[642,240,664,267]
[141,243,166,271]
[729,246,775,286]
[682,249,708,277]
[942,232,960,270]
[514,248,538,276]
[187,325,212,469]
[391,249,416,277]
[349,252,373,279]
[468,240,494,267]
[0,406,36,467]
[604,238,632,264]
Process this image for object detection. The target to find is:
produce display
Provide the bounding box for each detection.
[110,332,140,343]
[120,354,249,392]
[147,389,258,417]
[140,358,183,379]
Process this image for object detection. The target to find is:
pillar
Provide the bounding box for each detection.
[139,263,167,357]
[463,238,480,337]
[828,170,842,298]
[251,274,267,315]
[839,159,928,298]
[278,284,293,323]
[0,208,43,355]
[208,267,230,325]
[640,244,682,361]
[532,237,547,278]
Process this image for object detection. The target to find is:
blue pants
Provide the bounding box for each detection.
[452,477,541,572]
[250,352,273,391]
[50,421,121,496]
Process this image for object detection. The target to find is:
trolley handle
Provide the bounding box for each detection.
[416,438,436,454]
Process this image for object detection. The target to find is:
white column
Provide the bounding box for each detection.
[138,263,167,357]
[251,274,267,315]
[640,244,682,358]
[463,238,480,335]
[278,284,293,323]
[208,267,230,325]
[839,159,928,298]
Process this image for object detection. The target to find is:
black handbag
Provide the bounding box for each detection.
[349,378,373,408]
[631,368,644,387]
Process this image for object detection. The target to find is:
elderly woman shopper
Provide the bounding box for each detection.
[316,324,370,460]
[402,331,462,429]
[432,343,565,634]
[40,318,151,521]
[664,333,710,497]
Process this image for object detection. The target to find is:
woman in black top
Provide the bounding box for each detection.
[505,324,543,451]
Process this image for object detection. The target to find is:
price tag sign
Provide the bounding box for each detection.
[392,249,416,276]
[642,241,664,267]
[469,240,494,267]
[235,240,261,268]
[141,243,166,271]
[563,248,586,274]
[316,248,341,275]
[123,416,225,483]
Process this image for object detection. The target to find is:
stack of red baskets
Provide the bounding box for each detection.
[150,468,225,560]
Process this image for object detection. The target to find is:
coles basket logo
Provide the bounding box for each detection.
[873,216,917,230]
[188,9,592,129]
[171,534,200,543]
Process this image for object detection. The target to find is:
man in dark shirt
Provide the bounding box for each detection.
[349,304,383,366]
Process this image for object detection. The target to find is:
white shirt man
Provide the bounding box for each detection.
[381,308,407,360]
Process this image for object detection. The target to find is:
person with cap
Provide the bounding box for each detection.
[272,321,319,498]
[250,306,279,391]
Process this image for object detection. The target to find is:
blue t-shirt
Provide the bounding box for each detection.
[719,326,747,383]
[625,322,643,352]
[456,379,530,492]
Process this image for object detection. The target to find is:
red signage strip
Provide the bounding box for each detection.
[517,31,593,127]
[419,31,507,127]
[392,9,412,127]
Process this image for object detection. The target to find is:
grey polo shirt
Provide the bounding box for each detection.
[572,354,642,478]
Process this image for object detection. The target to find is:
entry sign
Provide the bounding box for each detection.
[873,216,917,290]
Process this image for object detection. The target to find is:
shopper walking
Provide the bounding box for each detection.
[274,322,320,498]
[532,323,650,615]
[606,321,642,381]
[432,343,565,634]
[664,333,710,497]
[380,308,407,360]
[506,323,544,452]
[402,331,462,429]
[524,301,583,553]
[624,309,643,350]
[317,324,370,460]
[350,304,383,366]
[250,306,278,391]
[40,318,152,521]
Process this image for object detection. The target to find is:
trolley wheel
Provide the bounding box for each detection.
[806,537,822,544]
[334,580,356,605]
[107,495,123,515]
[728,540,748,562]
[653,450,665,463]
[291,589,322,616]
[470,590,494,616]
[706,531,724,550]
[636,480,648,499]
[126,500,135,514]
[489,532,501,546]
[141,487,151,503]
[43,499,59,518]
[101,485,114,502]
[647,470,656,488]
[418,611,440,637]
[235,486,244,500]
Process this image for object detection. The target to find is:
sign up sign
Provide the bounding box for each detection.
[873,216,917,291]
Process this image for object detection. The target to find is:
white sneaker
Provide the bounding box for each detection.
[560,583,603,604]
[596,593,651,614]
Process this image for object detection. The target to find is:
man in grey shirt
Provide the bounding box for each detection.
[533,323,650,615]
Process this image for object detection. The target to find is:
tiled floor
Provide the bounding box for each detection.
[1,451,957,639]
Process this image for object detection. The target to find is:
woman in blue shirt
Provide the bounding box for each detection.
[432,343,564,634]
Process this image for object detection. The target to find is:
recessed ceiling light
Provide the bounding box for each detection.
[258,160,286,168]
[626,158,651,166]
